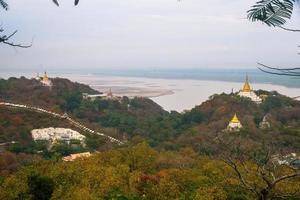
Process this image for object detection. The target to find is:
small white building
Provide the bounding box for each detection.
[272,153,300,168]
[238,75,262,104]
[226,113,243,132]
[31,127,85,144]
[62,152,91,162]
[83,88,121,101]
[82,93,107,101]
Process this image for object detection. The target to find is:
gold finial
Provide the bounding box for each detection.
[231,113,240,123]
[43,71,49,81]
[242,74,251,92]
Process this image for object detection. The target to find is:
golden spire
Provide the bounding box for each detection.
[242,74,251,92]
[231,113,240,123]
[43,72,48,81]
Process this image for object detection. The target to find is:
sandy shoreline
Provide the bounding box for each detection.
[1,72,299,112]
[90,85,174,98]
[64,74,300,112]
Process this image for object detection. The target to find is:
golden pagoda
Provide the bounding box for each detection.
[40,71,52,87]
[242,75,251,92]
[238,75,262,104]
[43,72,49,82]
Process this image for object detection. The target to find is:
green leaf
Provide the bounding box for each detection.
[247,0,295,27]
[0,0,8,10]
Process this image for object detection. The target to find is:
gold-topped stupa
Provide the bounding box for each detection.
[231,113,240,124]
[238,75,262,104]
[40,71,52,87]
[242,75,251,92]
[43,72,49,82]
[226,113,242,132]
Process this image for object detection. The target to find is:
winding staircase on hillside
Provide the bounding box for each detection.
[0,101,124,145]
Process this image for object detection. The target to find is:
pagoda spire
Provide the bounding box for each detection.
[231,113,240,124]
[43,71,49,81]
[242,74,251,92]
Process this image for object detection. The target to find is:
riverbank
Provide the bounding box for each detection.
[1,72,300,112]
[64,74,300,112]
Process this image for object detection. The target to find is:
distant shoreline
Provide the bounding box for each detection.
[1,72,300,112]
[63,74,300,112]
[1,68,300,89]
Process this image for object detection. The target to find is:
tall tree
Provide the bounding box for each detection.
[217,136,300,200]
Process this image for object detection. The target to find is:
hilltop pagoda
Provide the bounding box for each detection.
[40,72,53,87]
[238,75,262,103]
[226,113,242,132]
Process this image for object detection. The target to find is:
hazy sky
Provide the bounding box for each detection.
[1,0,300,70]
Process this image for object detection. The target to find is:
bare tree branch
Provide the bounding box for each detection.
[217,136,300,200]
[258,63,300,77]
[278,26,300,32]
[273,172,300,185]
[0,29,32,48]
[258,63,300,71]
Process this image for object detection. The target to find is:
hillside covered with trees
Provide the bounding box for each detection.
[0,77,300,199]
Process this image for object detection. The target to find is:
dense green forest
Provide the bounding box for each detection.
[0,77,300,199]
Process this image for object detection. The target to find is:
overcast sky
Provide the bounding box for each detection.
[1,0,300,70]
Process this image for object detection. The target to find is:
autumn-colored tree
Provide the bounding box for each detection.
[217,136,300,200]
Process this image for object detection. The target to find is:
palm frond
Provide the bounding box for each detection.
[52,0,79,7]
[52,0,59,6]
[247,0,295,27]
[0,0,8,10]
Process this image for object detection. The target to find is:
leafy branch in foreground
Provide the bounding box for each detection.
[0,0,8,10]
[248,0,300,32]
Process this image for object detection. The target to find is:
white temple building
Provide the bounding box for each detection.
[238,75,262,104]
[82,88,121,101]
[226,113,243,132]
[31,127,85,144]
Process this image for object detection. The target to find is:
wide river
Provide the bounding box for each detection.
[64,74,300,112]
[1,72,300,112]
